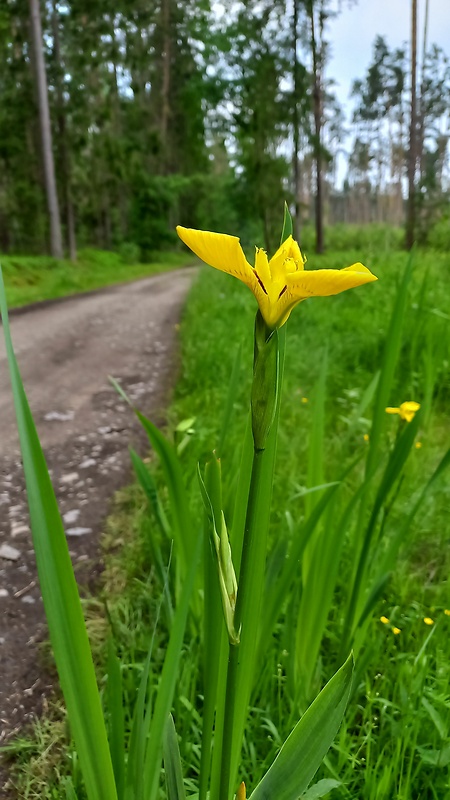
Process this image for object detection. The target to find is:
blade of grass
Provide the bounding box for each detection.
[217,344,242,458]
[106,639,125,800]
[126,546,173,799]
[365,251,415,478]
[143,532,202,800]
[199,455,228,800]
[0,269,118,800]
[130,448,174,625]
[343,411,421,650]
[163,715,187,800]
[250,654,353,800]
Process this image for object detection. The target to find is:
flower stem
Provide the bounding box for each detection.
[218,324,286,800]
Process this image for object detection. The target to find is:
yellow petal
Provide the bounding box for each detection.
[286,262,377,299]
[254,247,272,290]
[386,407,400,415]
[269,235,304,283]
[399,401,420,422]
[176,226,254,285]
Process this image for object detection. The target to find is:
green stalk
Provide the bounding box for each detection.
[218,322,286,800]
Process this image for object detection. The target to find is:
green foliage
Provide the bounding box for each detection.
[0,248,190,308]
[0,268,118,800]
[427,213,450,251]
[4,211,450,800]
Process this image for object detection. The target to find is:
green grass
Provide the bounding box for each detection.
[5,242,450,799]
[0,249,191,309]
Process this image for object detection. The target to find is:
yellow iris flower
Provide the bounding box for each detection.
[176,226,377,329]
[385,401,420,423]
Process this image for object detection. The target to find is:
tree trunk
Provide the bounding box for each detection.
[418,0,429,183]
[52,0,76,261]
[292,0,301,241]
[29,0,63,258]
[308,0,324,253]
[406,0,417,249]
[160,0,171,173]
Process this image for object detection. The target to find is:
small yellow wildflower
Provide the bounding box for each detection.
[415,441,422,449]
[237,782,246,800]
[363,433,370,442]
[444,609,450,616]
[380,616,390,624]
[177,226,377,330]
[392,626,401,635]
[385,401,420,423]
[424,617,434,625]
[301,396,309,404]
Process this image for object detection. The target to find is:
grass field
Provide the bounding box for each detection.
[5,237,450,799]
[0,248,190,308]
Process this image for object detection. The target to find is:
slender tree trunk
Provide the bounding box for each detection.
[161,0,171,173]
[110,18,128,239]
[406,0,417,249]
[292,0,301,241]
[418,0,429,183]
[29,0,63,258]
[52,0,76,261]
[308,0,324,253]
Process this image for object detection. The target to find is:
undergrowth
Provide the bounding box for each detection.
[6,244,450,799]
[0,249,190,309]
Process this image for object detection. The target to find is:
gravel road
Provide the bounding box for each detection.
[0,268,195,787]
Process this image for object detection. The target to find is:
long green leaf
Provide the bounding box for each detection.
[130,448,174,625]
[301,780,341,799]
[366,251,415,477]
[65,779,79,800]
[163,715,187,800]
[110,376,195,579]
[106,639,126,800]
[199,456,227,800]
[136,410,195,573]
[250,654,353,800]
[0,269,117,800]
[144,532,202,800]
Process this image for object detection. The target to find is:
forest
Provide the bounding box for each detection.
[1,0,449,260]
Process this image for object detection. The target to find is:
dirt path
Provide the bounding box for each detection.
[0,268,195,783]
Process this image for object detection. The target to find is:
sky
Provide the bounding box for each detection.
[329,0,450,115]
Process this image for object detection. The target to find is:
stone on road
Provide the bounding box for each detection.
[0,269,195,773]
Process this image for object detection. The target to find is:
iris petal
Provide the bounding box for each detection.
[286,262,377,299]
[176,226,253,284]
[177,226,377,329]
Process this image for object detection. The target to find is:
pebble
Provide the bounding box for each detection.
[44,411,74,422]
[79,458,96,469]
[60,472,79,484]
[21,595,35,604]
[0,588,9,598]
[0,544,21,561]
[10,523,30,538]
[63,509,80,524]
[66,527,92,537]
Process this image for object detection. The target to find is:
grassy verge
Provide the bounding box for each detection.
[0,249,191,309]
[5,244,450,798]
